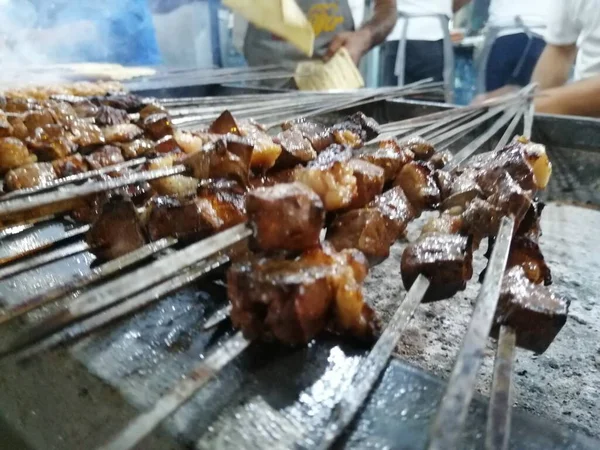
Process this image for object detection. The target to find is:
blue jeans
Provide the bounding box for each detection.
[485,33,545,91]
[379,40,444,86]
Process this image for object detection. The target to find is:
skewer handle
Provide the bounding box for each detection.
[486,325,517,450]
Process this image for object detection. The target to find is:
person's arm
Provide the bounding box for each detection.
[535,76,600,116]
[531,43,577,90]
[326,0,397,64]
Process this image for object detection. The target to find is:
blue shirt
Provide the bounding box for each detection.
[26,0,161,66]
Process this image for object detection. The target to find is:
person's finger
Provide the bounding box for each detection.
[325,34,347,61]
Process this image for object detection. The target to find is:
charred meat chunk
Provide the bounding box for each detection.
[368,186,416,238]
[94,105,129,127]
[421,213,464,236]
[146,154,198,198]
[440,169,483,211]
[52,153,88,177]
[359,139,414,182]
[491,266,568,353]
[507,236,552,286]
[0,137,36,175]
[22,109,56,134]
[345,159,385,209]
[69,120,106,148]
[394,161,440,214]
[92,94,145,113]
[4,162,57,191]
[272,129,316,169]
[208,110,241,135]
[142,113,174,140]
[86,196,147,260]
[461,197,503,248]
[197,180,247,232]
[239,122,282,171]
[482,170,532,227]
[282,118,334,152]
[26,124,77,160]
[119,139,155,159]
[102,124,144,144]
[139,103,168,120]
[401,234,473,302]
[153,136,181,155]
[347,111,380,141]
[400,136,434,161]
[332,121,363,149]
[7,115,29,140]
[246,182,324,253]
[429,150,453,170]
[84,145,124,170]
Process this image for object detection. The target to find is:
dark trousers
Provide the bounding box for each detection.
[485,33,546,91]
[379,39,445,86]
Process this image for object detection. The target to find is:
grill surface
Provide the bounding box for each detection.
[0,97,598,450]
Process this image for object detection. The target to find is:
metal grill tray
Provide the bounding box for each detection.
[0,96,599,450]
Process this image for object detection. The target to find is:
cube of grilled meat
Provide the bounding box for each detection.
[69,120,106,148]
[119,139,155,159]
[507,236,552,286]
[70,193,110,224]
[294,149,357,211]
[421,213,464,237]
[71,99,99,118]
[394,161,440,214]
[515,200,545,240]
[184,135,253,186]
[440,169,483,211]
[345,159,385,209]
[25,124,77,160]
[429,150,453,170]
[142,113,174,140]
[481,169,532,227]
[327,208,396,264]
[139,103,169,120]
[84,145,125,170]
[239,122,282,172]
[246,182,324,253]
[272,129,316,169]
[22,109,56,134]
[94,105,129,127]
[0,137,36,175]
[249,168,297,188]
[44,101,77,124]
[433,169,454,200]
[150,135,180,155]
[4,162,57,191]
[491,266,568,353]
[228,256,335,344]
[401,234,473,302]
[400,136,435,161]
[347,111,380,141]
[0,111,13,138]
[52,153,89,177]
[228,246,375,344]
[102,124,144,144]
[7,114,29,140]
[281,118,334,152]
[358,139,414,182]
[332,122,363,149]
[3,97,39,114]
[92,94,145,113]
[146,154,198,198]
[368,186,416,238]
[86,196,148,260]
[197,179,246,229]
[208,110,241,135]
[461,197,503,248]
[171,130,203,155]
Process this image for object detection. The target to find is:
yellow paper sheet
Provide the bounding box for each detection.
[294,47,364,91]
[224,0,314,56]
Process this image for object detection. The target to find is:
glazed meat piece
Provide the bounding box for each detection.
[368,186,416,238]
[94,105,129,127]
[184,135,253,186]
[246,182,324,253]
[208,110,240,135]
[401,234,473,302]
[281,118,334,152]
[491,266,568,353]
[141,113,174,140]
[102,124,144,144]
[147,195,221,241]
[139,103,168,120]
[345,159,385,209]
[45,101,77,124]
[146,154,198,198]
[394,161,440,214]
[358,139,414,182]
[4,162,57,191]
[347,111,380,141]
[515,200,544,239]
[327,207,396,264]
[440,169,483,211]
[507,236,552,286]
[153,136,181,155]
[173,129,204,155]
[3,97,39,113]
[482,170,532,227]
[239,122,282,171]
[294,152,357,211]
[421,213,464,236]
[461,197,503,248]
[248,168,297,188]
[70,193,110,223]
[119,139,155,159]
[7,115,29,140]
[0,111,14,138]
[400,136,434,161]
[22,109,55,134]
[84,145,124,170]
[52,153,88,177]
[228,256,335,344]
[197,180,247,231]
[26,124,77,160]
[71,99,99,118]
[69,120,106,147]
[92,94,145,113]
[429,150,453,169]
[0,137,36,174]
[332,121,363,148]
[272,129,316,169]
[86,196,148,260]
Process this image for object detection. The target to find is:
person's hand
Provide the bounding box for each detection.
[471,85,520,105]
[325,29,372,65]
